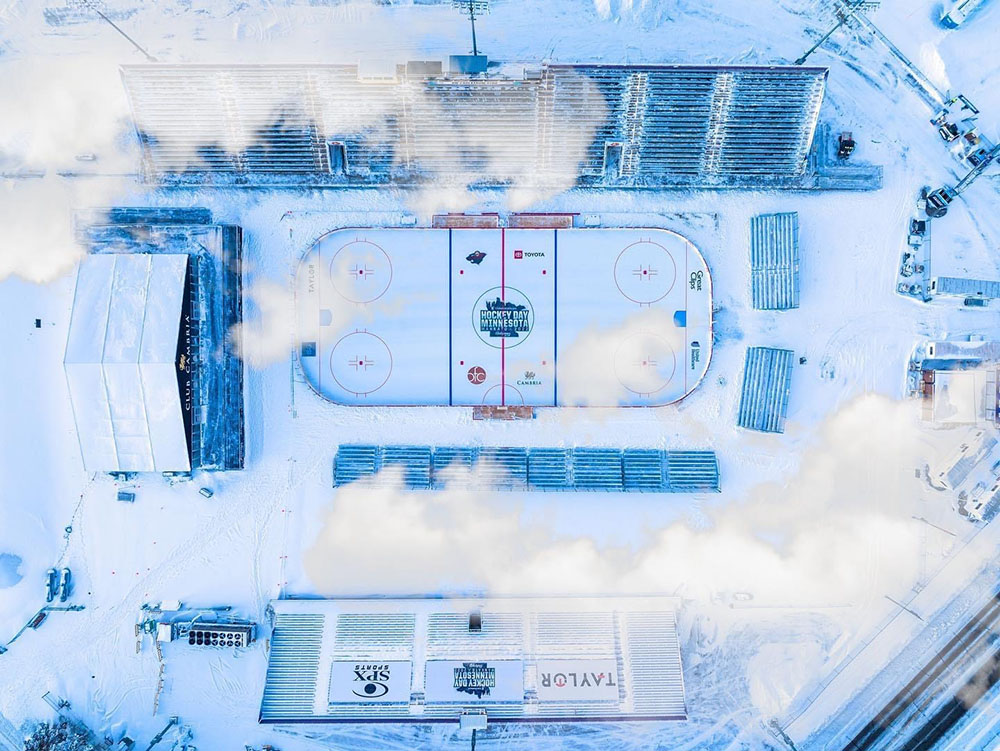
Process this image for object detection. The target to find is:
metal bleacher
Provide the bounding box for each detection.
[334,445,720,492]
[737,347,795,433]
[622,448,664,491]
[477,447,529,489]
[332,444,379,486]
[572,448,625,491]
[381,445,432,489]
[666,451,722,492]
[750,212,800,310]
[527,448,572,490]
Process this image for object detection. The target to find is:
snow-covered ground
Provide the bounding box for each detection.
[3,1,1000,749]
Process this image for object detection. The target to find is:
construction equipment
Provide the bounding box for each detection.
[58,568,72,603]
[924,143,1000,217]
[45,568,58,603]
[145,716,178,751]
[184,622,255,648]
[941,0,990,27]
[837,132,856,159]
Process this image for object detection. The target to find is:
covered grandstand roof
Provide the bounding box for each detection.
[260,596,686,724]
[64,253,190,472]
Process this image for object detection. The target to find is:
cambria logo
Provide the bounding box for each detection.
[517,370,541,386]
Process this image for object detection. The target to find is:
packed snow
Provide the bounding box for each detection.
[2,1,1000,750]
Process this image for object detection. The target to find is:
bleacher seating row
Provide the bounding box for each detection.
[737,347,794,434]
[750,212,800,310]
[334,444,720,492]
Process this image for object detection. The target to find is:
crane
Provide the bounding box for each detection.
[924,143,1000,218]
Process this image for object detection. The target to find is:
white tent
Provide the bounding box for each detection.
[64,254,191,472]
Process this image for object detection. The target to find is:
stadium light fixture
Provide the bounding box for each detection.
[69,0,158,62]
[794,0,878,65]
[452,0,490,57]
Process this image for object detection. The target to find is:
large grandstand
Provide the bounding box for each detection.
[121,62,828,187]
[259,596,686,724]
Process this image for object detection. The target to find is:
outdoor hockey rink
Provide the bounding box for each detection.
[297,227,712,407]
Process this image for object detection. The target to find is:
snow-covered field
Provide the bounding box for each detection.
[2,0,1000,749]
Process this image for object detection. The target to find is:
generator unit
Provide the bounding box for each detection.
[184,622,256,648]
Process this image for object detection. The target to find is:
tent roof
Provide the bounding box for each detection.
[64,254,190,472]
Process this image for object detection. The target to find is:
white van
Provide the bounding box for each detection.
[941,0,989,27]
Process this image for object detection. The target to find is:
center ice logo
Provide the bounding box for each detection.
[472,287,534,348]
[453,662,496,698]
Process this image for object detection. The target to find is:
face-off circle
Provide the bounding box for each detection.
[614,240,677,305]
[482,384,524,405]
[329,240,393,304]
[330,331,393,396]
[472,286,534,349]
[614,333,676,395]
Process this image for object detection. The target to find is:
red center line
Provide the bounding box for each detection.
[501,228,506,407]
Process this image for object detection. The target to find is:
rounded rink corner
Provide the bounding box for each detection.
[296,226,713,408]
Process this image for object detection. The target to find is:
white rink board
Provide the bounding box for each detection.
[297,227,712,407]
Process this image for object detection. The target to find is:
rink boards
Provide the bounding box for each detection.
[296,227,712,407]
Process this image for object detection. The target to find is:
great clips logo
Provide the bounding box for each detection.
[352,663,394,698]
[473,287,534,348]
[453,662,496,698]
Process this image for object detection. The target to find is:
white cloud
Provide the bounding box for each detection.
[305,394,936,614]
[0,55,138,283]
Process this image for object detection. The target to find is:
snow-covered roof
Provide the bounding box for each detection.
[64,253,191,473]
[932,369,998,425]
[260,596,686,724]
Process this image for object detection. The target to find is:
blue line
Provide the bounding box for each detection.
[448,229,453,406]
[553,228,558,406]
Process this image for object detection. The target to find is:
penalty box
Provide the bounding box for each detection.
[297,227,712,407]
